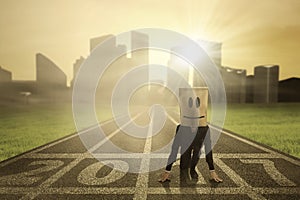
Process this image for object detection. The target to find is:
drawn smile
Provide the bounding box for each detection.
[183,115,205,119]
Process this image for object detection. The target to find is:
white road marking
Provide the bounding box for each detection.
[211,126,300,167]
[133,115,153,200]
[88,113,142,152]
[20,156,84,200]
[22,153,282,159]
[214,158,267,200]
[1,186,299,195]
[0,116,120,168]
[213,158,249,187]
[194,167,207,185]
[240,159,296,186]
[77,160,129,185]
[146,186,300,195]
[0,160,64,186]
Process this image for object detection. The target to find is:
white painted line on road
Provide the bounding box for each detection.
[195,167,207,185]
[20,156,84,200]
[36,116,119,153]
[46,187,136,194]
[0,187,135,195]
[146,186,300,195]
[1,186,299,195]
[0,187,37,194]
[212,126,300,167]
[88,113,142,153]
[214,158,248,187]
[252,187,300,194]
[22,153,282,159]
[240,159,296,186]
[0,116,119,168]
[133,115,153,200]
[214,153,281,159]
[214,158,267,200]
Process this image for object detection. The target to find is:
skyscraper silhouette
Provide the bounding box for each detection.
[254,65,279,103]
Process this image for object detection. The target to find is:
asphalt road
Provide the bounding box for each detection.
[0,111,299,200]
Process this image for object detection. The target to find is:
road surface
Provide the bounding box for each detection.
[0,111,299,200]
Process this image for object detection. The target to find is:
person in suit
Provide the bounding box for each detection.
[159,88,222,184]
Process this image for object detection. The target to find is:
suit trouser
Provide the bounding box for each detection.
[179,126,208,170]
[180,142,202,170]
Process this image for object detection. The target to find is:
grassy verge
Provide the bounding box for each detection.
[0,103,76,161]
[0,102,113,161]
[224,103,300,158]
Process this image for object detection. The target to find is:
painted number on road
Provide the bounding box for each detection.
[0,160,64,186]
[240,159,296,186]
[77,160,129,185]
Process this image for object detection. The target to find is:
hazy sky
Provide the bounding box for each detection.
[0,0,300,84]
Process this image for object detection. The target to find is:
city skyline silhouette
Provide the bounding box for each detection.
[0,0,299,83]
[0,32,299,103]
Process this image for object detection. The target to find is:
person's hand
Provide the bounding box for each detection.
[158,171,171,182]
[210,170,223,183]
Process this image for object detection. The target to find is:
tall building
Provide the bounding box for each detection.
[167,45,190,85]
[90,35,115,52]
[278,77,300,102]
[220,66,246,103]
[36,53,67,88]
[71,56,85,87]
[131,31,149,64]
[89,32,150,105]
[0,66,12,82]
[253,65,279,103]
[246,75,254,103]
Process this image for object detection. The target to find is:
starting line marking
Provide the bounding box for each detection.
[0,187,299,195]
[22,153,284,159]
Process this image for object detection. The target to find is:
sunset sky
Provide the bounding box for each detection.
[0,0,299,84]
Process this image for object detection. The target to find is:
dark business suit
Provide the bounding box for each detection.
[165,125,214,172]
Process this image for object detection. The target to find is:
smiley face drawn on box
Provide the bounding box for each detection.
[179,87,208,127]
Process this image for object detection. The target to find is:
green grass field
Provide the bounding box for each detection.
[0,102,299,162]
[224,103,300,158]
[0,103,76,161]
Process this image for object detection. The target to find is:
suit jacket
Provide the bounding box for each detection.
[165,125,214,171]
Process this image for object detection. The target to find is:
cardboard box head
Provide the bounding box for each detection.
[179,87,208,127]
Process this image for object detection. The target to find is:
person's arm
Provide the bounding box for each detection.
[165,125,180,171]
[159,125,180,182]
[204,126,223,182]
[204,127,215,170]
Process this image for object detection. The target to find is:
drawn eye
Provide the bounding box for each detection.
[188,97,193,108]
[195,97,200,108]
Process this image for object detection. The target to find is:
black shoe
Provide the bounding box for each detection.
[190,168,198,179]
